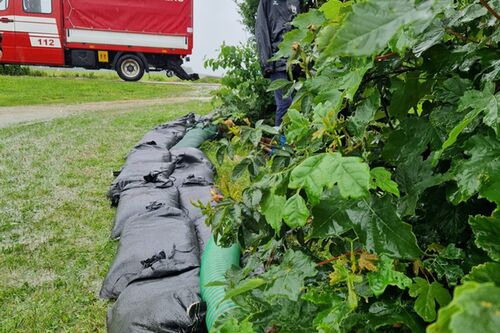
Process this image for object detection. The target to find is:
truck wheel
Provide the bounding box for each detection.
[116,54,145,82]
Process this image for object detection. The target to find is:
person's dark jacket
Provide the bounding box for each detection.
[256,0,304,77]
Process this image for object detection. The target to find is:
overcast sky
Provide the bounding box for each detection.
[189,0,250,76]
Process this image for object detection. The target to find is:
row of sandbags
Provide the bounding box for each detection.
[101,113,217,333]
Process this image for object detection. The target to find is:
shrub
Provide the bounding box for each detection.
[0,65,31,76]
[206,0,500,332]
[205,41,274,123]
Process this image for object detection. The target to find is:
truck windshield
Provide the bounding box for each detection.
[0,0,8,11]
[23,0,52,14]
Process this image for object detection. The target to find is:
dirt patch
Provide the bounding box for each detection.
[0,96,211,128]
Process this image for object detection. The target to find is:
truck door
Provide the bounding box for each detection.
[11,0,64,65]
[0,0,17,63]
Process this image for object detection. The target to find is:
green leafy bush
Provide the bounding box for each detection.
[205,0,500,332]
[235,0,260,34]
[0,65,31,76]
[205,42,274,123]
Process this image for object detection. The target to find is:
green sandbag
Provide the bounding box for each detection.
[174,125,218,149]
[200,236,240,331]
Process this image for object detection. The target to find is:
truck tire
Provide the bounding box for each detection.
[116,54,145,82]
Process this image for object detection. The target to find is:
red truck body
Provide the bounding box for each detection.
[0,0,195,81]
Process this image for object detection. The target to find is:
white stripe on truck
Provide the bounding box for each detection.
[12,16,57,24]
[0,16,59,35]
[66,29,189,50]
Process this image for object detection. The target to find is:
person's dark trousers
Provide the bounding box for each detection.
[270,71,293,127]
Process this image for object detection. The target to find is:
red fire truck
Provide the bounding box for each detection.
[0,0,197,81]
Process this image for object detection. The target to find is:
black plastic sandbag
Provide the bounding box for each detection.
[100,207,200,299]
[178,183,213,221]
[138,130,183,150]
[178,179,214,252]
[170,148,215,186]
[125,143,172,165]
[111,184,179,240]
[193,217,212,254]
[108,162,176,206]
[107,268,204,333]
[136,113,199,149]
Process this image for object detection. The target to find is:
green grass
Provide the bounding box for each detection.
[26,68,222,84]
[0,75,204,107]
[0,101,213,332]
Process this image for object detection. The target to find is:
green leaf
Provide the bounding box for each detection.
[395,156,447,216]
[388,71,432,120]
[366,301,426,333]
[370,167,400,197]
[262,250,317,301]
[261,191,286,234]
[312,193,421,259]
[348,196,422,259]
[348,90,380,138]
[267,79,292,92]
[434,76,473,105]
[273,28,311,60]
[326,0,435,56]
[223,278,266,301]
[367,255,412,296]
[283,193,309,229]
[424,244,465,286]
[449,133,500,204]
[320,0,351,22]
[286,108,311,143]
[428,282,500,333]
[463,262,500,286]
[469,210,500,262]
[409,277,452,322]
[292,9,326,30]
[313,294,353,333]
[215,317,256,333]
[232,158,250,180]
[310,190,353,239]
[289,153,370,205]
[434,84,500,163]
[382,117,441,164]
[433,109,483,164]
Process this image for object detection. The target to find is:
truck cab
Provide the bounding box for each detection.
[0,0,64,66]
[0,0,197,81]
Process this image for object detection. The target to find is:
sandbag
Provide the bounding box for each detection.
[108,162,176,206]
[100,207,200,299]
[107,268,204,333]
[111,184,179,240]
[178,180,214,252]
[193,217,212,253]
[125,143,172,165]
[178,183,213,221]
[170,148,215,186]
[138,130,183,149]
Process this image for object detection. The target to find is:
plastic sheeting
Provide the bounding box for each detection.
[103,114,217,332]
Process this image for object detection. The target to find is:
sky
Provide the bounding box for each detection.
[188,0,250,76]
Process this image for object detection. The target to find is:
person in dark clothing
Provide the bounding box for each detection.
[255,0,306,127]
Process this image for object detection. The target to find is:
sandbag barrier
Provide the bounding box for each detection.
[102,113,218,333]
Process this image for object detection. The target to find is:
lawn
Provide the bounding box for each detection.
[0,75,205,107]
[26,68,221,84]
[0,101,214,332]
